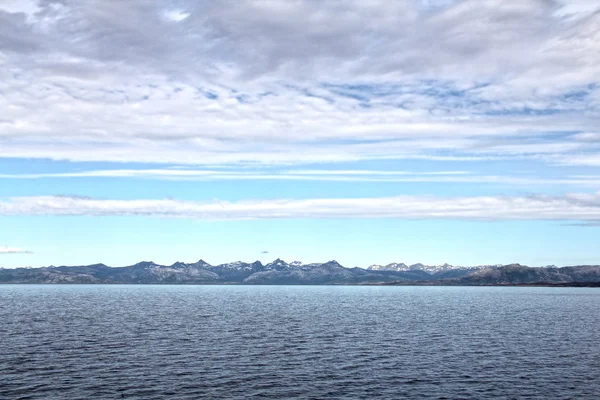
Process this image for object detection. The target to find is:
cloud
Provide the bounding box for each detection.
[261,251,269,254]
[1,193,600,223]
[0,1,598,167]
[573,133,600,142]
[163,9,190,23]
[0,246,32,254]
[1,169,600,187]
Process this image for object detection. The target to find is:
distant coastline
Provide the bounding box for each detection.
[2,259,599,286]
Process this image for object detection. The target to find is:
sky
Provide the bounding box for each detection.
[1,0,600,268]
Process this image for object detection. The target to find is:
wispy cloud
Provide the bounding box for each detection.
[1,194,600,223]
[0,246,32,254]
[284,170,471,176]
[1,169,600,187]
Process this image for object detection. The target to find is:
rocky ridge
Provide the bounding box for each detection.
[1,259,599,285]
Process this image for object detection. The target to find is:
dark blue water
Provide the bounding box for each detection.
[1,285,599,399]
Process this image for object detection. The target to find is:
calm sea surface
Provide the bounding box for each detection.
[1,285,599,399]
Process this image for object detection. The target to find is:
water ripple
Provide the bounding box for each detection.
[1,285,599,399]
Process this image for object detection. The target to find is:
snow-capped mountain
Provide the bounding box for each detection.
[368,263,409,271]
[264,258,293,271]
[4,258,596,285]
[217,261,253,270]
[367,262,498,274]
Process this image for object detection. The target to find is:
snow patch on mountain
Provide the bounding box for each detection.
[368,262,501,274]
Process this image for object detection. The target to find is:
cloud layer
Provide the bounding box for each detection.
[0,246,32,254]
[0,0,599,166]
[1,169,600,187]
[2,194,600,223]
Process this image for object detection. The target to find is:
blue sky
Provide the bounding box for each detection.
[1,0,600,268]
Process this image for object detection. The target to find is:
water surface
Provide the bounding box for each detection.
[1,285,599,399]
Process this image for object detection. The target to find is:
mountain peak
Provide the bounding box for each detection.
[132,261,158,268]
[265,258,290,270]
[322,260,343,268]
[368,262,409,271]
[195,259,211,267]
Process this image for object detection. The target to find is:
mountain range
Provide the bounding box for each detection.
[1,259,600,286]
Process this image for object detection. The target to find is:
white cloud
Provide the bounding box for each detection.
[0,0,598,168]
[573,133,600,142]
[0,246,32,254]
[1,193,600,223]
[1,169,600,187]
[163,9,190,23]
[283,170,471,176]
[0,0,599,176]
[0,0,40,20]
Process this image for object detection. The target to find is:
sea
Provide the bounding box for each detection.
[1,285,599,399]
